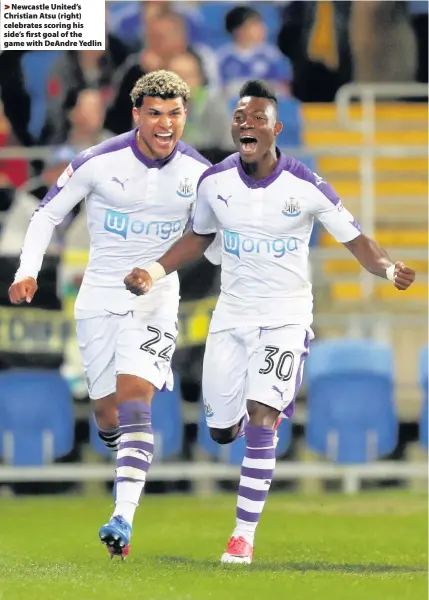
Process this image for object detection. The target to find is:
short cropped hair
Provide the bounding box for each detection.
[225,6,261,35]
[239,79,278,105]
[130,70,191,108]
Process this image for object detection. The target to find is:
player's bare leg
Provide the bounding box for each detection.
[99,375,156,559]
[93,394,121,452]
[220,400,279,564]
[209,413,248,445]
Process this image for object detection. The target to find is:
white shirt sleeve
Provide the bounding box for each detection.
[15,157,94,280]
[310,178,361,244]
[203,231,222,265]
[192,176,218,235]
[189,195,221,265]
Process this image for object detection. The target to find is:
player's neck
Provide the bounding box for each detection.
[241,149,278,181]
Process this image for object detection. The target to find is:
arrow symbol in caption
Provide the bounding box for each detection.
[4,5,10,9]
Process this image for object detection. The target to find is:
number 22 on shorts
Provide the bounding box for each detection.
[139,325,176,362]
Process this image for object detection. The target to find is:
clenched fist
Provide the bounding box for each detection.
[124,268,153,296]
[8,277,38,304]
[393,262,415,291]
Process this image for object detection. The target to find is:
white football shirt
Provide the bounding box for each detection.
[192,151,361,331]
[16,129,211,319]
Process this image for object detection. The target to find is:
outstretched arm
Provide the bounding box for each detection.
[344,234,415,290]
[306,167,416,292]
[8,154,93,304]
[124,230,215,296]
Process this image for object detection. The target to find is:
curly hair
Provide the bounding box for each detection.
[130,70,191,108]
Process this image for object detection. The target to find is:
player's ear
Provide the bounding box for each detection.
[274,121,283,137]
[132,107,140,126]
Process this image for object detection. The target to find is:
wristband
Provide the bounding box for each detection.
[14,273,36,283]
[386,264,396,282]
[146,262,166,284]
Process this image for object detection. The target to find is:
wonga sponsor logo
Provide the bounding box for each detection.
[104,210,129,239]
[223,230,299,259]
[104,210,184,240]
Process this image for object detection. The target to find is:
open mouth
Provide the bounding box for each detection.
[239,135,258,153]
[154,132,173,148]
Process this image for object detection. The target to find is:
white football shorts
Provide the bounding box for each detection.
[76,312,177,400]
[202,325,312,428]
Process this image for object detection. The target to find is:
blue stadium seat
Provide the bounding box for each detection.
[89,375,183,460]
[0,370,74,466]
[305,339,397,464]
[419,345,428,449]
[198,406,292,464]
[276,98,303,148]
[89,415,112,458]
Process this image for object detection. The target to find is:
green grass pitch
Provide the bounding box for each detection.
[0,491,427,599]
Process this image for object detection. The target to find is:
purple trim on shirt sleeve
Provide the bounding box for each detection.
[349,218,362,233]
[196,153,239,192]
[177,141,212,167]
[37,183,63,211]
[37,130,134,210]
[73,130,133,170]
[284,155,340,206]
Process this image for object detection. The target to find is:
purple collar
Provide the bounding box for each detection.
[237,148,287,189]
[129,128,179,168]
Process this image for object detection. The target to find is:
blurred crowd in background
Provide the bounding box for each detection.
[0,1,427,483]
[0,1,427,150]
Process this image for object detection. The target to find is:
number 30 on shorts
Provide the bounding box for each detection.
[259,345,294,381]
[140,326,176,362]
